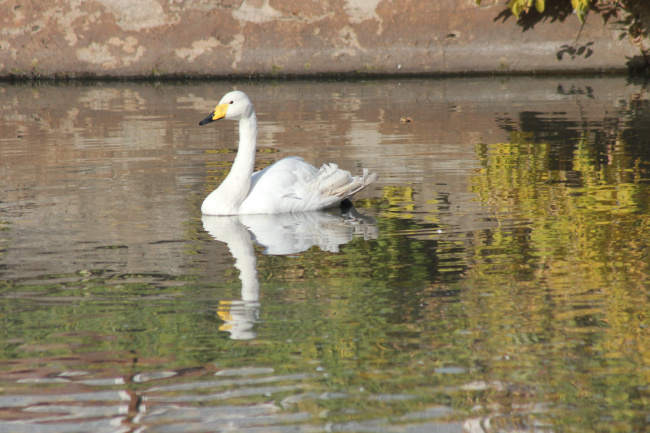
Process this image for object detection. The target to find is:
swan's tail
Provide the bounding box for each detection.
[310,163,378,202]
[332,166,378,198]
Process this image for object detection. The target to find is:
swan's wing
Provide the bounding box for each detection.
[240,157,319,213]
[249,156,318,196]
[241,156,377,214]
[287,163,377,212]
[301,163,377,200]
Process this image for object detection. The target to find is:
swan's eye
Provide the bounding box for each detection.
[229,101,234,104]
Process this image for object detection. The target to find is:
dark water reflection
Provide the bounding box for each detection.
[1,77,650,432]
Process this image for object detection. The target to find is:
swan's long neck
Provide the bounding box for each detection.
[204,111,257,214]
[230,113,257,185]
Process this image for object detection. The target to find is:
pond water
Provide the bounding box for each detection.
[1,76,650,432]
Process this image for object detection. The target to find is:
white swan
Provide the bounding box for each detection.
[199,91,378,215]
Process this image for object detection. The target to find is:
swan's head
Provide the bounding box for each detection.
[199,91,254,125]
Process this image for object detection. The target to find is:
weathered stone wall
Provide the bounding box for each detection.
[0,0,645,78]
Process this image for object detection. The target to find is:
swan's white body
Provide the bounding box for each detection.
[199,91,377,215]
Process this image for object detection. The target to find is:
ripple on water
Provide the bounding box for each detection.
[0,361,460,433]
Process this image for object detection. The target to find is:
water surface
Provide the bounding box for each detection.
[1,77,650,432]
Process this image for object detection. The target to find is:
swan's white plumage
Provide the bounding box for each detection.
[200,91,377,215]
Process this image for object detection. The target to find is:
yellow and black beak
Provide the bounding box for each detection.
[199,102,229,126]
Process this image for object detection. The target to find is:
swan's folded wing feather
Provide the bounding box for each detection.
[241,157,376,214]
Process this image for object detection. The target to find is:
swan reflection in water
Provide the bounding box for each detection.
[202,204,378,340]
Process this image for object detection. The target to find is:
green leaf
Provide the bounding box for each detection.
[535,0,545,13]
[508,0,525,18]
[571,0,591,23]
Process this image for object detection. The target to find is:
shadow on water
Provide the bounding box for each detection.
[1,76,650,431]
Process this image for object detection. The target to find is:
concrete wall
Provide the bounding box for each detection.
[0,0,646,79]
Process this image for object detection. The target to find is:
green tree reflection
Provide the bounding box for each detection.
[464,101,650,431]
